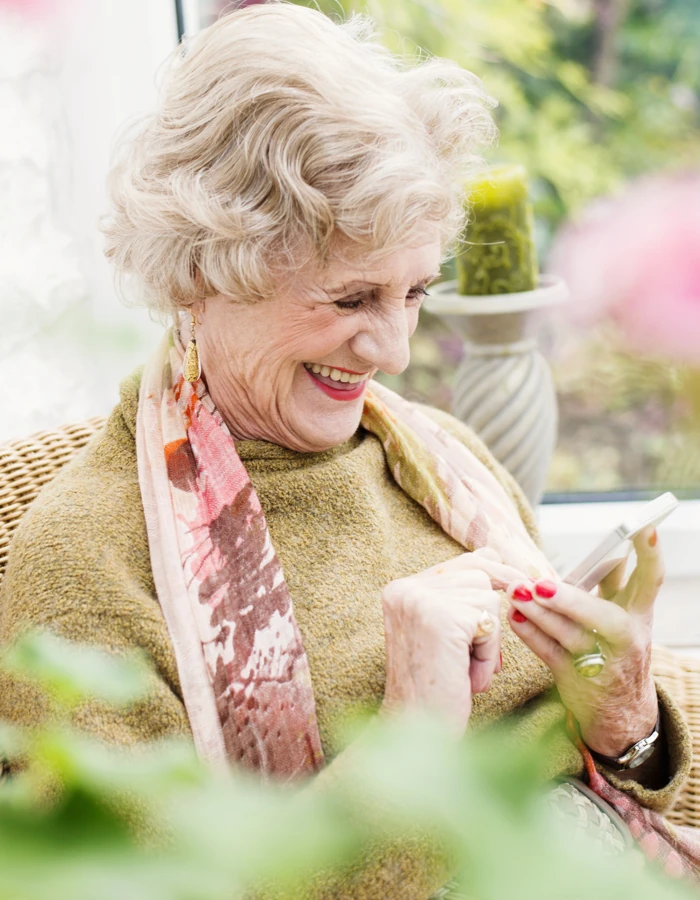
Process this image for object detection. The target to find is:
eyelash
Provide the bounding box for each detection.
[334,286,430,312]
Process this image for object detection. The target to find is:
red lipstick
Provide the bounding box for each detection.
[303,366,369,402]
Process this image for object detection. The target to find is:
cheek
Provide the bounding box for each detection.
[286,311,357,358]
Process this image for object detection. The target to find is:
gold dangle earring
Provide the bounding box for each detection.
[183,312,202,383]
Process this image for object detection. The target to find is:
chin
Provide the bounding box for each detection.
[303,426,357,453]
[289,373,367,451]
[296,410,363,453]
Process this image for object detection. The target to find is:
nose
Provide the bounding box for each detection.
[348,305,412,376]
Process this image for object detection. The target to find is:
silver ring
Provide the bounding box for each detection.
[571,641,607,678]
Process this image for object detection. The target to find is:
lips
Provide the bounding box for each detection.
[308,369,363,391]
[303,366,369,401]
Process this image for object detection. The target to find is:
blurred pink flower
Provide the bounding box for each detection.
[1,0,53,14]
[0,0,75,24]
[548,172,700,362]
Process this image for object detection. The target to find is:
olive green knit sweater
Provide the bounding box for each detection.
[0,369,692,899]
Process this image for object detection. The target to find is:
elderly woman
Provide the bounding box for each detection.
[0,2,697,895]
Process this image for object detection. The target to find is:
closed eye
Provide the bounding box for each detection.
[334,285,430,312]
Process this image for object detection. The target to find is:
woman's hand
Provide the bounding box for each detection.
[506,528,662,757]
[381,548,526,737]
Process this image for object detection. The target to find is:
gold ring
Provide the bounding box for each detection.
[571,640,606,678]
[474,610,497,643]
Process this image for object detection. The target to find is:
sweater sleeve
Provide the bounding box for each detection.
[0,413,193,753]
[594,680,693,815]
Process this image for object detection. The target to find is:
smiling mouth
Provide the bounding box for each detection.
[303,362,369,384]
[302,362,371,399]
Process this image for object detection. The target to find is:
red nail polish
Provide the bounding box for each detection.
[512,585,533,602]
[649,529,658,548]
[534,580,557,599]
[512,610,527,624]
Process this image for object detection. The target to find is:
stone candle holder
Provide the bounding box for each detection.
[425,274,568,505]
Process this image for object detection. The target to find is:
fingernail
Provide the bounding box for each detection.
[512,585,533,602]
[534,580,557,599]
[649,529,658,548]
[512,610,527,624]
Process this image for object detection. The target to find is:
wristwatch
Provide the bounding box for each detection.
[587,714,661,770]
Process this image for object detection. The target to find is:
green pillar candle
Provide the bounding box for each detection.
[455,164,538,295]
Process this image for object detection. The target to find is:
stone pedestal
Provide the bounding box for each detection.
[425,275,568,506]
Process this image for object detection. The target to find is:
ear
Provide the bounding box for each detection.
[192,263,207,302]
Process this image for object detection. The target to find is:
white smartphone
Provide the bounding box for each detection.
[562,492,679,592]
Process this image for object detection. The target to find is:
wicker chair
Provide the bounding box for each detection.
[1,419,700,828]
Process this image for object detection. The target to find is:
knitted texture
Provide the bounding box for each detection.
[0,368,693,899]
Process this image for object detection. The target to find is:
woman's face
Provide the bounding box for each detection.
[194,229,442,452]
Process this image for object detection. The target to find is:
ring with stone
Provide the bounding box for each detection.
[571,640,607,678]
[474,610,497,643]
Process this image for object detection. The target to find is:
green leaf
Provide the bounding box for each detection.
[1,630,152,709]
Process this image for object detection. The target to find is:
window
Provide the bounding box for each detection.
[1,0,178,443]
[4,0,699,639]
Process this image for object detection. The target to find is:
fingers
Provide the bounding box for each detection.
[418,550,494,578]
[469,610,501,693]
[412,600,501,711]
[598,557,628,601]
[622,527,665,613]
[382,558,509,735]
[414,547,526,590]
[506,579,631,650]
[507,606,569,675]
[444,569,495,592]
[433,600,500,695]
[470,649,498,693]
[509,596,594,656]
[418,550,528,592]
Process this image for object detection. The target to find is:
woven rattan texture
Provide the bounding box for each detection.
[0,418,106,587]
[652,646,700,829]
[0,420,699,829]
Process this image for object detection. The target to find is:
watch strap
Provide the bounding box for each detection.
[587,714,661,771]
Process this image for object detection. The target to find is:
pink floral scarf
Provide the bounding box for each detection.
[136,327,552,777]
[568,713,700,882]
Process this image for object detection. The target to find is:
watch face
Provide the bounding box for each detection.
[627,742,656,769]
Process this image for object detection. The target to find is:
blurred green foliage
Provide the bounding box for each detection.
[0,630,695,899]
[286,0,700,494]
[303,0,699,240]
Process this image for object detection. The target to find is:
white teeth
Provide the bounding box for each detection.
[303,363,369,385]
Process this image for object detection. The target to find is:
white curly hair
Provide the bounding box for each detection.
[100,1,496,317]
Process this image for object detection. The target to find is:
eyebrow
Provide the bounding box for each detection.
[325,272,441,296]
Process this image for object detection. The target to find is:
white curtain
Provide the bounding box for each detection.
[0,0,177,441]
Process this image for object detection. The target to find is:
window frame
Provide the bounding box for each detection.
[538,498,700,581]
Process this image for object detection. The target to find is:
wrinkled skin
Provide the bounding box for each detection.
[381,548,524,735]
[193,229,442,452]
[382,531,661,755]
[506,527,661,757]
